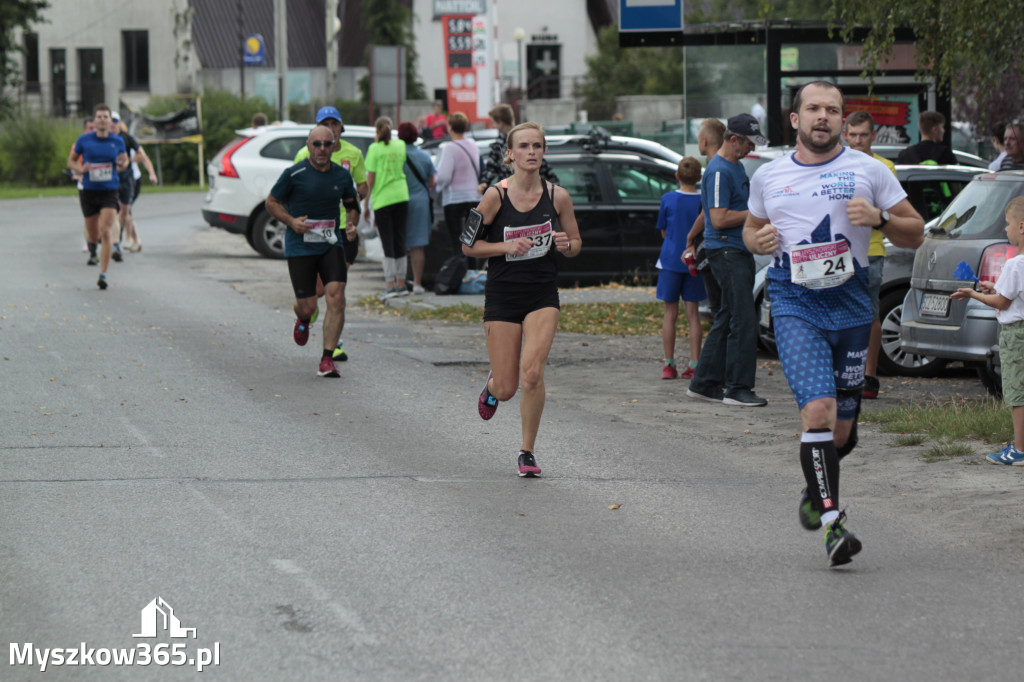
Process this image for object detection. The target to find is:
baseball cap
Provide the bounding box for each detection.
[316,106,342,124]
[110,110,121,122]
[727,113,767,146]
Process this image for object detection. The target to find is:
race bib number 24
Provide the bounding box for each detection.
[790,239,854,289]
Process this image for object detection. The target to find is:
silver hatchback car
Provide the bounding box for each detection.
[900,171,1024,394]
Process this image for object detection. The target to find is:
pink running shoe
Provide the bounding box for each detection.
[661,364,678,380]
[517,450,541,477]
[293,318,310,346]
[478,371,498,420]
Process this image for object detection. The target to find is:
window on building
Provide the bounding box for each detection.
[122,30,149,91]
[24,33,40,93]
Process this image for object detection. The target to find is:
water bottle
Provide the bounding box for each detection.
[683,250,699,277]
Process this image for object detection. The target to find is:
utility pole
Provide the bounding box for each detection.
[326,0,338,101]
[237,0,245,98]
[275,0,289,121]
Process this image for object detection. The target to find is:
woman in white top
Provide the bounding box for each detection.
[435,112,482,257]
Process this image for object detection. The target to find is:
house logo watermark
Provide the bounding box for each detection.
[9,597,220,672]
[134,597,196,638]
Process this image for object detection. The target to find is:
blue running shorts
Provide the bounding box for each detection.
[656,269,707,303]
[774,315,870,418]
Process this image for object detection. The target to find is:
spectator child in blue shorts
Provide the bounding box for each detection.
[656,157,707,379]
[952,196,1024,464]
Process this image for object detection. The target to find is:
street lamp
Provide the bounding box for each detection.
[513,27,525,99]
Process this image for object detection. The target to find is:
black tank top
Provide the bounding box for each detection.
[485,181,559,285]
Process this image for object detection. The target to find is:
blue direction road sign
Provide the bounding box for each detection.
[619,0,684,32]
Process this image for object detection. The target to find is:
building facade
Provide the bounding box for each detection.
[8,0,616,120]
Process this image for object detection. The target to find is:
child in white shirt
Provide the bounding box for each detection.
[952,196,1024,464]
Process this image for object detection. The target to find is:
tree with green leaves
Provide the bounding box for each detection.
[826,1,1024,136]
[0,0,48,116]
[359,0,426,104]
[580,25,701,120]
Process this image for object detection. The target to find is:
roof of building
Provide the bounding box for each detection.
[190,0,370,69]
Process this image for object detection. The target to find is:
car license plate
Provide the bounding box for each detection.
[920,292,950,317]
[759,299,771,328]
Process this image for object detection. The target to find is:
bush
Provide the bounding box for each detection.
[0,112,82,187]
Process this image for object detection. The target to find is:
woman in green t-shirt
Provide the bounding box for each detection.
[364,116,410,298]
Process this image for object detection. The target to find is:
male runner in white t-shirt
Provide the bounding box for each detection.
[742,81,925,568]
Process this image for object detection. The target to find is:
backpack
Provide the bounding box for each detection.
[458,269,487,294]
[434,255,468,295]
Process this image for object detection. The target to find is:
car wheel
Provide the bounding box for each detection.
[250,209,286,259]
[977,354,1002,399]
[755,293,776,355]
[877,287,947,377]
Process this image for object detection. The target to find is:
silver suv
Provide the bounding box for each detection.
[900,171,1024,393]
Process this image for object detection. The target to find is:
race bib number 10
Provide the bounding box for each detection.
[504,221,553,261]
[303,219,338,244]
[790,239,854,289]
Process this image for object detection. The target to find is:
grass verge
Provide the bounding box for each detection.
[865,397,1011,461]
[355,297,705,338]
[0,184,204,200]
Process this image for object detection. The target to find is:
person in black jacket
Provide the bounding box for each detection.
[896,111,957,165]
[477,104,558,193]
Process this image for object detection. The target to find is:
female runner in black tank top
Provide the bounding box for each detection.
[462,122,582,477]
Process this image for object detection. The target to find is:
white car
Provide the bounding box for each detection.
[202,123,379,258]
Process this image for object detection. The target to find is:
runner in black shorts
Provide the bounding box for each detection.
[114,111,157,252]
[265,124,360,378]
[462,122,583,477]
[69,103,128,289]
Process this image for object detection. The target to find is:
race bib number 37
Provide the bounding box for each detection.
[504,221,553,261]
[790,239,854,289]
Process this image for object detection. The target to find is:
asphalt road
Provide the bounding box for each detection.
[2,193,1022,681]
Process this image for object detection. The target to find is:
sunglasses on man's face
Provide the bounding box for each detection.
[310,140,333,148]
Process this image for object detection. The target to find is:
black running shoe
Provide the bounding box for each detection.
[97,274,108,290]
[112,248,123,263]
[824,511,862,568]
[87,255,99,266]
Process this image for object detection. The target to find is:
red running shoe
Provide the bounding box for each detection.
[478,371,498,420]
[661,364,678,380]
[293,318,310,346]
[317,356,340,378]
[679,366,695,380]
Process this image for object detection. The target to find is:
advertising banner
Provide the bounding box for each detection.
[844,95,917,145]
[443,14,489,124]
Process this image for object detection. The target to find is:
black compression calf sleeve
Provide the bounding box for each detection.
[800,429,840,516]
